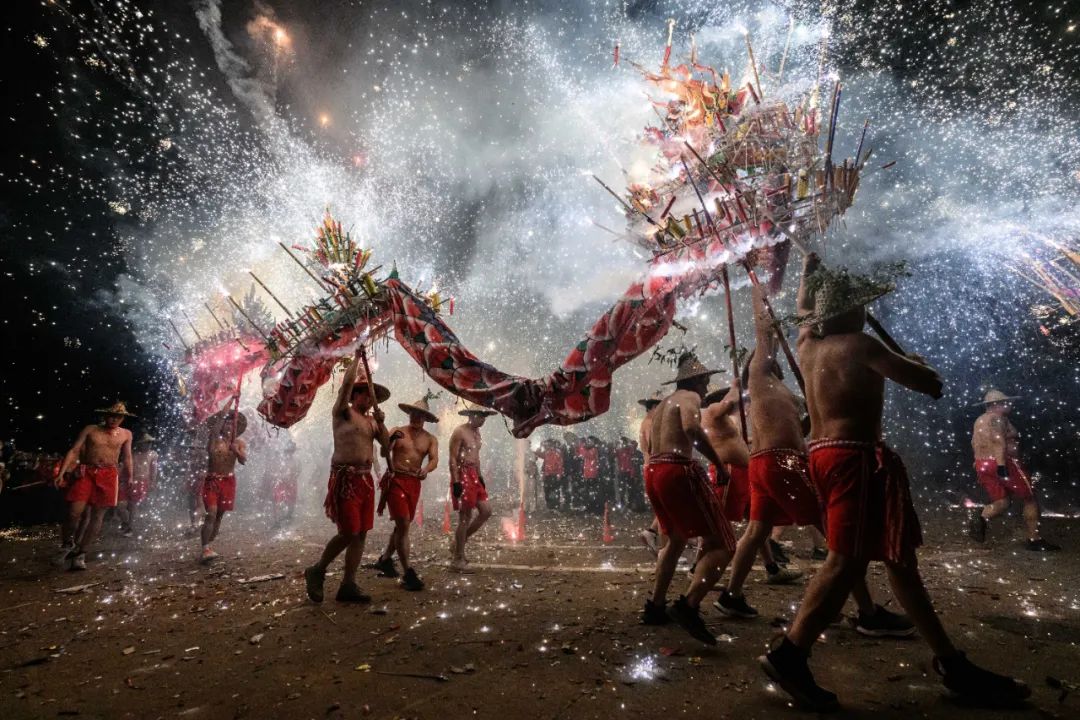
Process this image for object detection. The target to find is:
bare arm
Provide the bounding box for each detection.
[796,252,821,342]
[424,435,440,477]
[862,336,944,399]
[232,438,248,465]
[56,426,92,481]
[448,428,464,484]
[372,412,390,451]
[121,432,134,483]
[679,395,724,467]
[332,356,361,417]
[751,283,779,369]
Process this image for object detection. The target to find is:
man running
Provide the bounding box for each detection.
[716,284,911,639]
[369,394,439,591]
[760,253,1029,711]
[118,433,157,537]
[448,404,496,572]
[199,409,247,563]
[641,353,736,644]
[53,402,135,570]
[969,389,1059,550]
[305,353,389,603]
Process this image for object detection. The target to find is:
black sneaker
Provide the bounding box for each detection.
[304,565,325,603]
[967,512,987,543]
[400,567,424,592]
[809,546,828,561]
[365,556,399,578]
[667,595,716,645]
[854,604,916,638]
[640,599,670,625]
[335,582,372,603]
[768,539,791,565]
[934,652,1031,706]
[1025,538,1061,552]
[714,590,759,619]
[759,639,839,713]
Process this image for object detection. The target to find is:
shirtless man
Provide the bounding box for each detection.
[448,404,496,572]
[53,402,135,570]
[969,390,1058,550]
[641,353,736,644]
[636,391,664,556]
[369,395,439,591]
[305,354,389,603]
[716,285,911,639]
[701,382,801,586]
[199,409,247,563]
[760,253,1029,711]
[117,433,157,538]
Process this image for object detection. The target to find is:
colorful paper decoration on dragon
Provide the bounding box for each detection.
[181,25,868,437]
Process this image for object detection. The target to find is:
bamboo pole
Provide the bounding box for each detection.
[278,241,332,292]
[227,295,272,344]
[248,271,295,317]
[167,319,191,352]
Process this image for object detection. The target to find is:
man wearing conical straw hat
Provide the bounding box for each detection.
[761,253,1029,711]
[52,401,136,570]
[448,402,497,573]
[367,393,440,591]
[117,432,158,538]
[305,351,390,604]
[641,352,736,645]
[199,407,248,563]
[969,389,1059,551]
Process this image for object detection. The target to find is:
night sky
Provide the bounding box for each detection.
[1,1,1078,505]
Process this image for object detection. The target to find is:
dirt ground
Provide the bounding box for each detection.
[0,506,1077,720]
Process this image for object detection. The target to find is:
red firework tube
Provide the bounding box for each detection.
[746,82,760,105]
[659,194,677,219]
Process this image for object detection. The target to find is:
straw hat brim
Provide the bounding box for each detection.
[971,395,1020,407]
[459,408,497,417]
[661,368,722,385]
[96,408,137,417]
[398,403,438,423]
[637,398,661,408]
[353,383,391,403]
[703,386,733,406]
[794,287,892,327]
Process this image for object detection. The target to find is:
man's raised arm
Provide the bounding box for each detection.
[863,336,944,399]
[751,283,779,371]
[332,355,361,417]
[796,252,822,341]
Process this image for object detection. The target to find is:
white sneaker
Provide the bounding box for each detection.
[200,547,220,564]
[69,553,87,571]
[53,543,75,568]
[639,529,659,557]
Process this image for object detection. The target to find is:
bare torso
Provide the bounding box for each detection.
[748,370,806,452]
[389,426,435,475]
[332,408,379,466]
[701,403,750,466]
[650,390,699,458]
[450,424,482,467]
[207,436,245,474]
[972,412,1019,461]
[638,408,655,463]
[799,332,885,442]
[80,425,131,466]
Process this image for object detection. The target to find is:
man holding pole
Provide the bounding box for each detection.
[199,408,247,563]
[305,350,390,603]
[53,402,135,570]
[760,252,1029,711]
[448,403,496,572]
[369,394,439,591]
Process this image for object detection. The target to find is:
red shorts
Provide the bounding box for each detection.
[273,476,298,505]
[118,477,150,505]
[644,455,735,548]
[65,465,119,508]
[717,464,750,522]
[748,449,822,528]
[975,458,1034,502]
[387,473,423,521]
[203,473,236,512]
[808,440,922,565]
[459,464,488,511]
[325,464,374,535]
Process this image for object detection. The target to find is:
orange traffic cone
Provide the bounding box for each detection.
[602,501,614,544]
[517,501,527,539]
[442,499,452,535]
[415,498,424,527]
